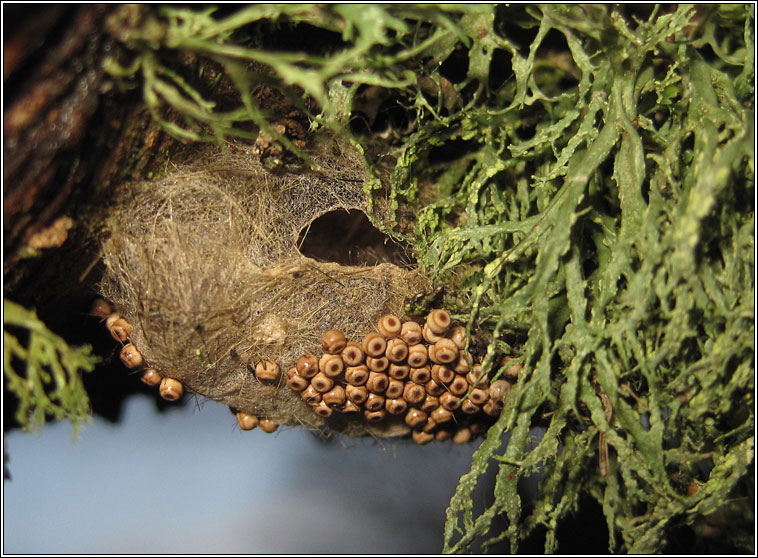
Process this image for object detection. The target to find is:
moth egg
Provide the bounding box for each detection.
[404,408,428,428]
[286,368,309,391]
[385,398,408,415]
[120,343,144,369]
[255,360,281,384]
[400,321,423,345]
[402,382,426,405]
[362,332,387,357]
[296,354,319,378]
[310,372,334,393]
[140,368,163,387]
[433,339,458,364]
[453,427,473,444]
[340,341,364,366]
[259,419,278,433]
[90,299,113,319]
[322,385,346,408]
[412,430,434,445]
[365,392,386,412]
[313,401,333,418]
[466,368,488,388]
[448,376,469,396]
[482,399,503,416]
[301,384,322,405]
[388,363,410,380]
[435,429,452,442]
[366,356,389,372]
[503,357,523,379]
[236,412,258,431]
[425,378,445,397]
[448,326,467,350]
[489,379,513,402]
[422,418,438,434]
[105,312,121,330]
[385,338,409,363]
[431,406,453,424]
[420,395,440,413]
[431,364,454,385]
[346,384,369,405]
[385,378,404,399]
[423,323,445,344]
[440,392,460,411]
[364,409,387,423]
[366,371,389,393]
[469,388,489,405]
[409,366,431,384]
[159,378,183,401]
[377,314,402,338]
[345,364,369,386]
[453,354,471,374]
[426,309,451,335]
[406,344,428,368]
[109,318,133,343]
[319,353,344,378]
[460,399,480,414]
[341,401,361,414]
[321,329,347,354]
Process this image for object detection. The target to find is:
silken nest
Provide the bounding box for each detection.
[99,133,429,438]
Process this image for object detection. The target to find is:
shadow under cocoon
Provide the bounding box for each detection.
[298,209,409,267]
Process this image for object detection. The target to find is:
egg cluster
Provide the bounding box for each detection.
[286,310,516,444]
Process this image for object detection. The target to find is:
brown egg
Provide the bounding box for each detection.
[385,398,408,415]
[105,313,121,330]
[406,344,428,367]
[453,427,472,444]
[319,353,344,378]
[385,338,409,363]
[321,329,347,354]
[366,371,389,393]
[388,363,410,380]
[236,412,258,431]
[90,299,113,319]
[377,314,402,338]
[461,399,480,414]
[409,366,431,384]
[140,368,163,387]
[310,372,334,393]
[433,338,458,364]
[448,326,467,350]
[431,364,454,385]
[431,406,453,424]
[412,430,434,445]
[362,332,387,357]
[259,419,278,433]
[482,399,503,416]
[435,429,452,442]
[365,392,385,412]
[402,382,426,405]
[255,360,281,384]
[366,356,389,372]
[422,323,445,344]
[301,384,323,405]
[340,341,364,366]
[286,368,309,391]
[345,364,369,386]
[341,401,361,414]
[159,378,183,401]
[426,309,451,335]
[420,395,440,413]
[422,418,438,433]
[466,368,489,388]
[313,401,333,417]
[489,379,513,402]
[405,408,428,428]
[323,385,346,407]
[296,354,319,378]
[364,409,386,423]
[448,376,469,396]
[425,378,445,397]
[120,343,144,369]
[385,379,404,399]
[503,356,523,379]
[400,321,423,345]
[453,355,471,374]
[469,388,489,405]
[469,422,487,434]
[346,384,369,405]
[440,392,460,410]
[109,318,133,343]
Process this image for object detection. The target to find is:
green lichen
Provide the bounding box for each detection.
[3,299,99,436]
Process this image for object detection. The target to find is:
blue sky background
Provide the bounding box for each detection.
[3,393,523,554]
